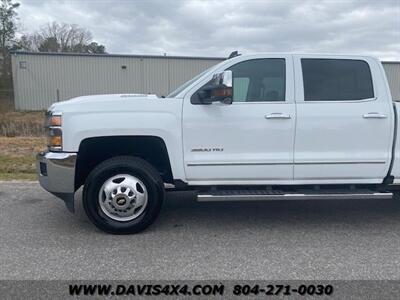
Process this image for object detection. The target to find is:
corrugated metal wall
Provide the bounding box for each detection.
[383,62,400,101]
[11,52,400,110]
[11,52,223,110]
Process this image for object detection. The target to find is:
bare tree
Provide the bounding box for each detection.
[12,34,31,51]
[27,22,106,54]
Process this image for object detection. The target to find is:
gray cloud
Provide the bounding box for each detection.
[18,0,400,60]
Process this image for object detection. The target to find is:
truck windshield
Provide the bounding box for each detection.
[167,63,221,98]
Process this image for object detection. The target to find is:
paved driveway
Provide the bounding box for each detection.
[1,181,400,280]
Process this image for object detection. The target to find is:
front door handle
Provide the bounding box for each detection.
[265,113,291,119]
[363,112,387,119]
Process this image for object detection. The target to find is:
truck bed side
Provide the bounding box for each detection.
[390,102,400,183]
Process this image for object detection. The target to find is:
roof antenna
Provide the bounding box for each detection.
[228,51,240,59]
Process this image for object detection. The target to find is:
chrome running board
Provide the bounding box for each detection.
[197,190,393,202]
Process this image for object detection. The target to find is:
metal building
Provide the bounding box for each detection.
[383,62,400,101]
[11,52,400,110]
[11,52,224,110]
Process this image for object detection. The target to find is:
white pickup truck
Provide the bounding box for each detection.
[37,53,400,234]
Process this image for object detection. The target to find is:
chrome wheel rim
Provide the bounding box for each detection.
[98,174,148,222]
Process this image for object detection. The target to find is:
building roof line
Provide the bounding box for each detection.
[10,51,226,61]
[10,51,399,64]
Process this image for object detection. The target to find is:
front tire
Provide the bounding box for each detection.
[83,156,164,234]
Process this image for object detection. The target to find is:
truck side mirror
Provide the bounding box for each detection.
[198,70,233,105]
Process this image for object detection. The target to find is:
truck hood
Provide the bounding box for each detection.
[48,94,182,114]
[49,93,160,112]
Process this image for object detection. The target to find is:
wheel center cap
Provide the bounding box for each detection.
[116,197,126,206]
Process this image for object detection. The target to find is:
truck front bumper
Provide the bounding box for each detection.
[36,151,77,212]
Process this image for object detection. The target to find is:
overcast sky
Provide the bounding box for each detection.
[18,0,400,60]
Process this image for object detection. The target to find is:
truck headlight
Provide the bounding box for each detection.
[46,112,62,151]
[49,115,61,126]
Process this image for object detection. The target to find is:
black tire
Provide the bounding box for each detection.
[83,156,164,234]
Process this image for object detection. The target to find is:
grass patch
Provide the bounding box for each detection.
[0,173,37,180]
[0,110,45,137]
[0,108,47,180]
[0,137,46,180]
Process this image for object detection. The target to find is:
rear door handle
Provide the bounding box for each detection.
[363,112,387,119]
[265,113,291,119]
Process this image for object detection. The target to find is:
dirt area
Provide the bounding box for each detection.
[0,110,45,137]
[0,136,46,180]
[0,105,47,180]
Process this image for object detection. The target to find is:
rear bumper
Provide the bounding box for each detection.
[36,151,77,212]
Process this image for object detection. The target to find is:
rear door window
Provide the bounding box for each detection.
[301,59,374,101]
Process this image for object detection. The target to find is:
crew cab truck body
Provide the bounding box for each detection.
[37,53,400,234]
